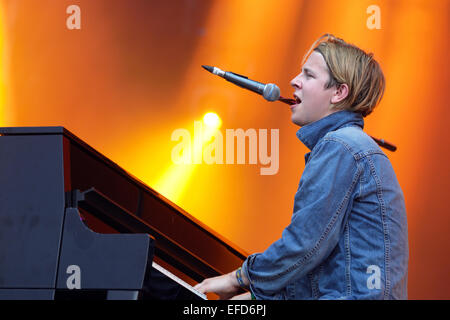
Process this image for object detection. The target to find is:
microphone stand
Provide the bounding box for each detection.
[278,96,397,152]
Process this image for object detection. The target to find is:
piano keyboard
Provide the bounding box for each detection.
[152,262,207,300]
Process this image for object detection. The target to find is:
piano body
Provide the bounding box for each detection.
[0,127,247,300]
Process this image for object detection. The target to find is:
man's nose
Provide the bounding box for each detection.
[290,74,302,89]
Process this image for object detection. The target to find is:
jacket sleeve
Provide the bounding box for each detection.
[241,138,362,299]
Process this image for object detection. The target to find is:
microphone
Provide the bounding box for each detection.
[202,65,280,102]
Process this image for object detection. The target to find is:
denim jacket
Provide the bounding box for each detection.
[242,110,408,299]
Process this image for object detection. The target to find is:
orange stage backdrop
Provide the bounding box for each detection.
[0,0,449,299]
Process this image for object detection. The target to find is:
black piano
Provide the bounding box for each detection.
[0,127,247,300]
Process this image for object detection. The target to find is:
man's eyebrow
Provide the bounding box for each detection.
[302,67,315,75]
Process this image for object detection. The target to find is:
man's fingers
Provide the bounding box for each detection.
[230,292,251,300]
[193,273,240,299]
[194,280,209,293]
[193,282,203,292]
[193,281,201,290]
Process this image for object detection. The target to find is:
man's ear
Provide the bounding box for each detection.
[331,83,349,104]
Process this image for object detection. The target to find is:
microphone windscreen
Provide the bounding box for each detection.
[263,83,280,101]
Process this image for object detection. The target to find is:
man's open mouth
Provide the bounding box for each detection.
[294,95,302,104]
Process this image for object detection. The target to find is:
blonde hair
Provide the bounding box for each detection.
[302,34,385,117]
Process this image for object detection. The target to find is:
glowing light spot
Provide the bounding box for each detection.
[152,113,223,203]
[203,112,222,129]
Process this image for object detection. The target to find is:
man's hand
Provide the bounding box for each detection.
[230,292,252,300]
[194,271,241,300]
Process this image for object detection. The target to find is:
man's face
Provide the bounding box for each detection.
[290,51,338,127]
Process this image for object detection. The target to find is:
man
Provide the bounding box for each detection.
[194,34,408,300]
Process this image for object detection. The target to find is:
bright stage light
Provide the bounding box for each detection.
[203,112,222,129]
[152,112,222,204]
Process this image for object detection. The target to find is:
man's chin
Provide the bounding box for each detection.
[291,116,308,127]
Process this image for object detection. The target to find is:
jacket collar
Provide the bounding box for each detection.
[296,110,364,150]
